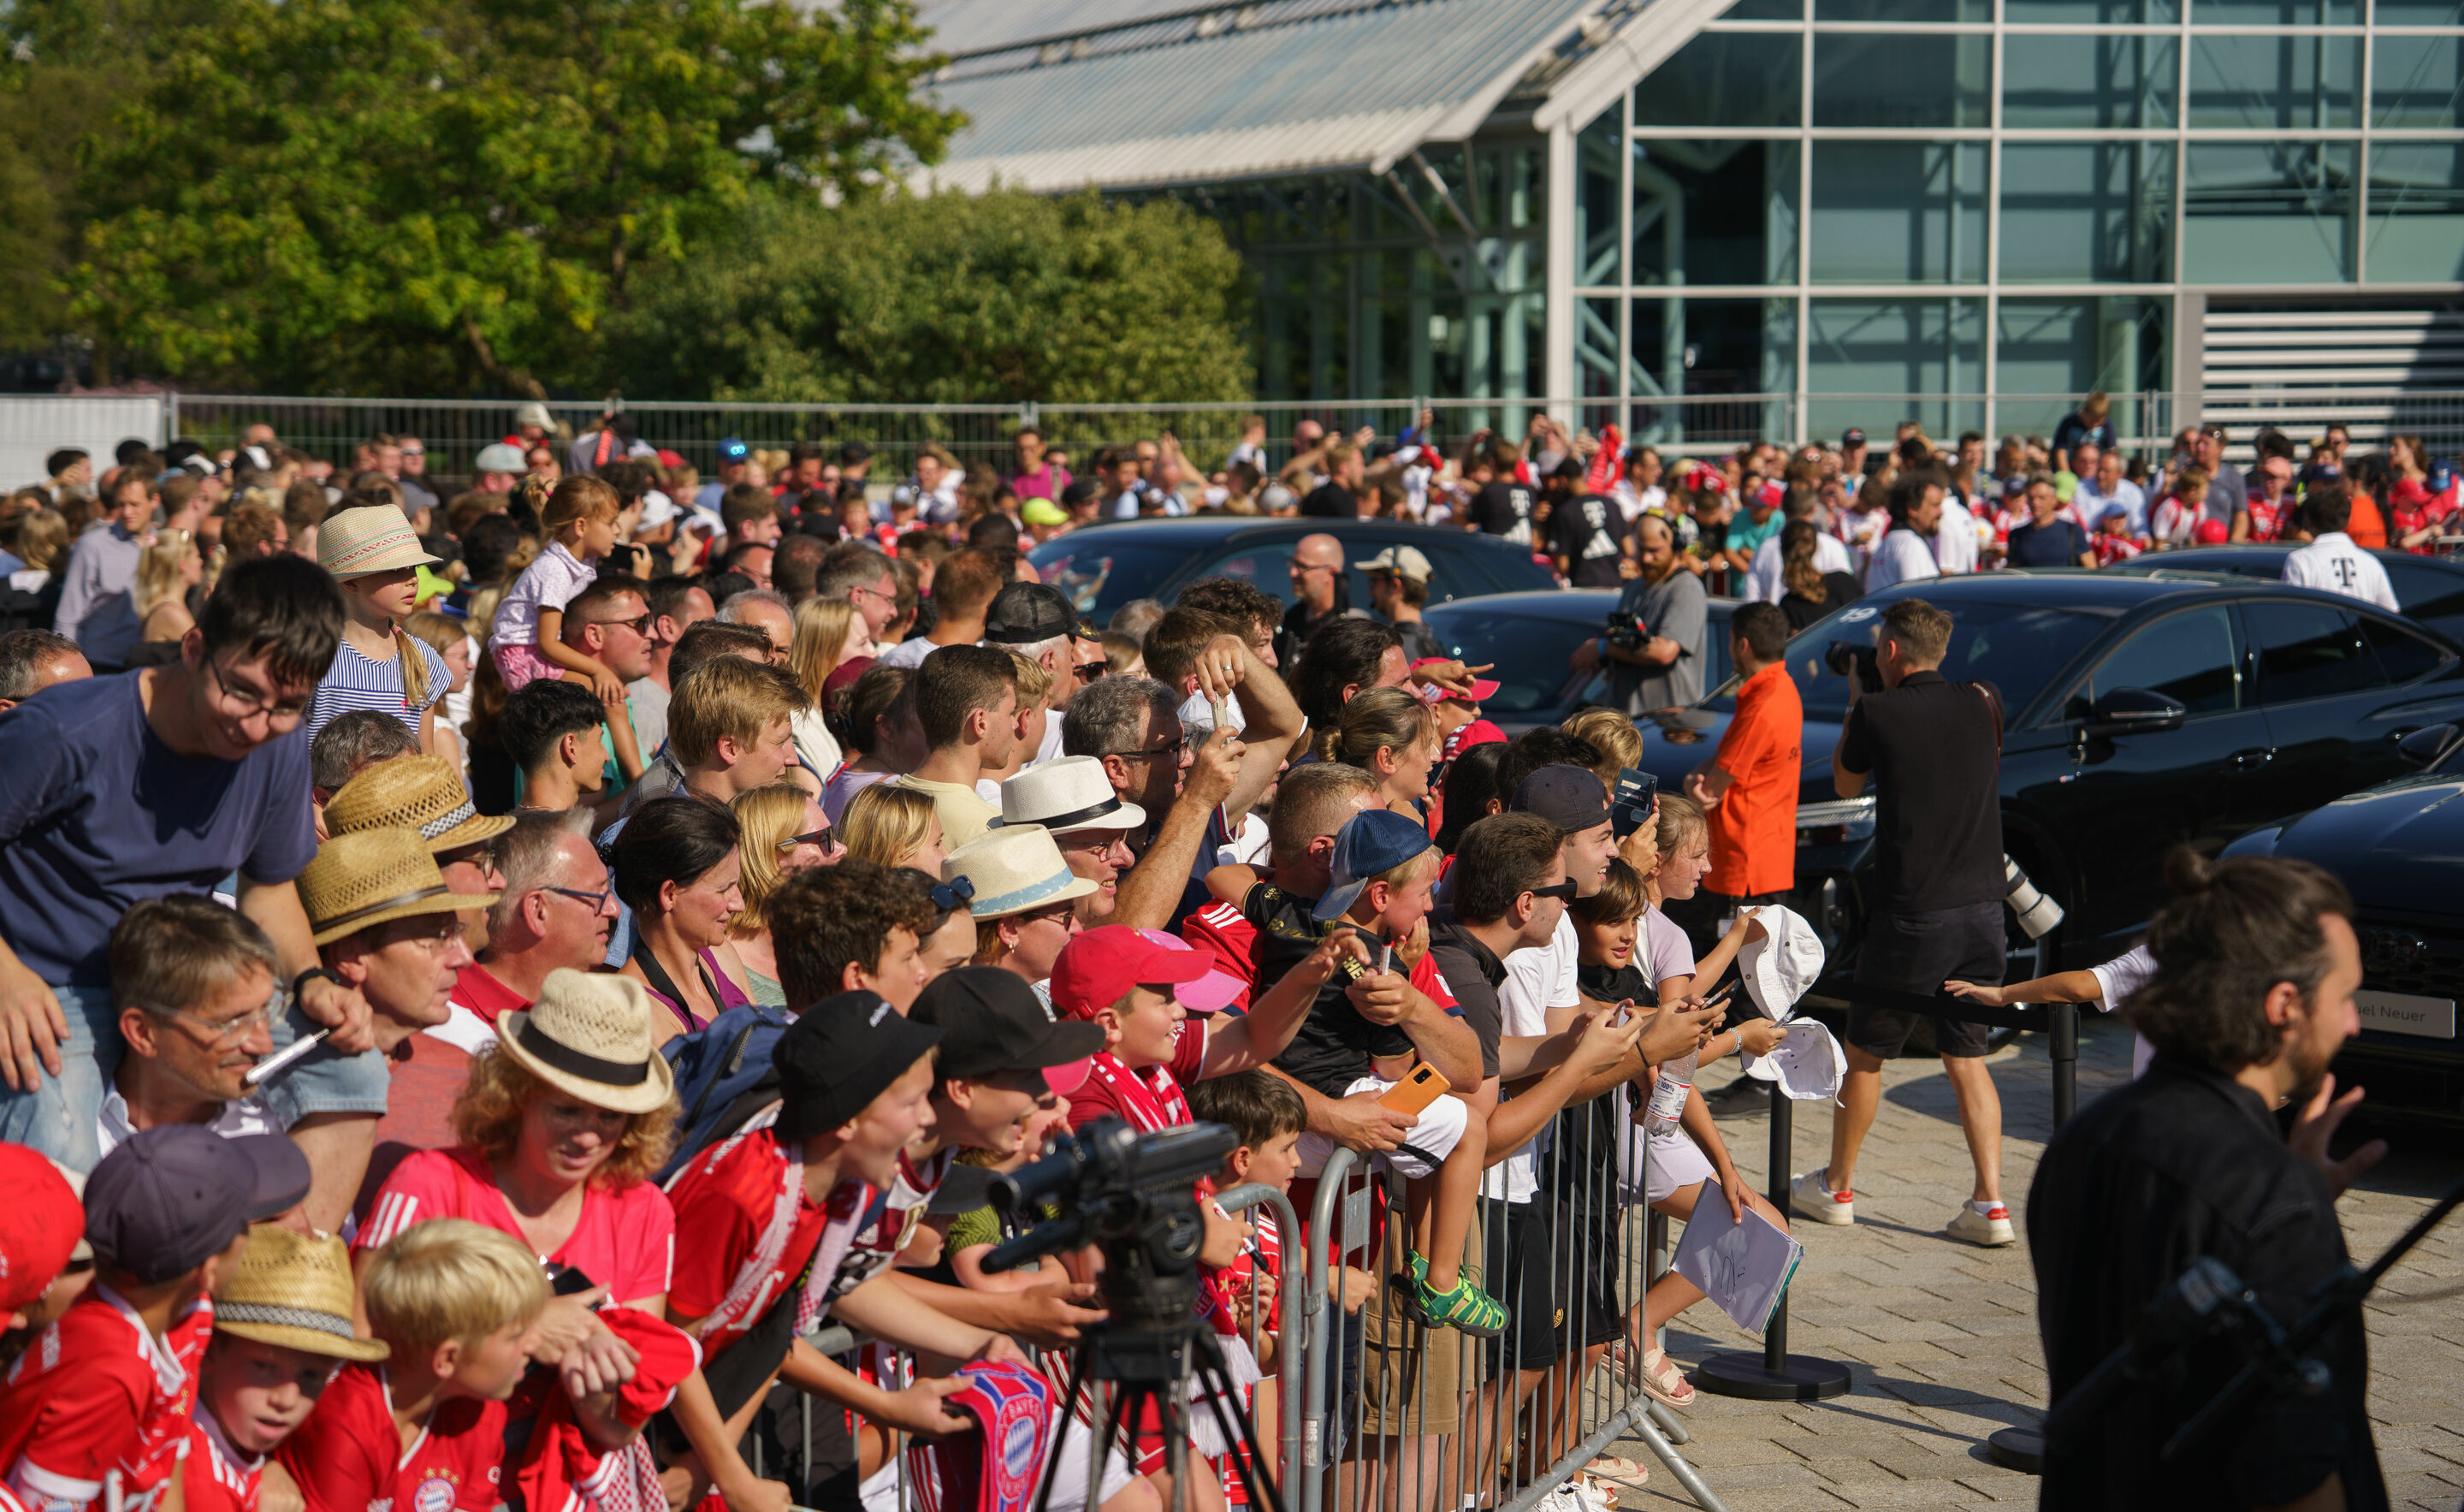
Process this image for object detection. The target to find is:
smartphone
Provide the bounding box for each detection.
[1611,768,1660,839]
[1377,1063,1452,1115]
[550,1265,600,1298]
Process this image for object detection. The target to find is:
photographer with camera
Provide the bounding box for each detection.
[1571,516,1704,716]
[1794,598,2017,1247]
[2029,852,2385,1512]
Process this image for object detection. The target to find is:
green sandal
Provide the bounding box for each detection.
[1402,1269,1510,1337]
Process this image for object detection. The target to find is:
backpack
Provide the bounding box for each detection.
[655,1002,792,1184]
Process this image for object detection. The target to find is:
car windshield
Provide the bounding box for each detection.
[1703,599,2114,719]
[1031,540,1199,622]
[1423,608,1598,714]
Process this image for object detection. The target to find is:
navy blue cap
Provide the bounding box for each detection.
[718,436,750,462]
[1313,809,1439,922]
[85,1125,274,1284]
[1510,764,1610,833]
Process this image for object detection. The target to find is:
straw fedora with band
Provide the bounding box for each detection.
[300,827,500,946]
[214,1224,389,1362]
[992,755,1145,835]
[498,969,676,1116]
[317,504,442,580]
[941,825,1099,921]
[326,753,512,853]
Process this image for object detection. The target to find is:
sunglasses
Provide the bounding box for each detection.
[588,612,654,636]
[1526,880,1580,902]
[1108,737,1188,763]
[777,827,837,852]
[1075,661,1107,683]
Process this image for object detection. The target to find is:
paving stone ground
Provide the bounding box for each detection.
[1602,1014,2464,1512]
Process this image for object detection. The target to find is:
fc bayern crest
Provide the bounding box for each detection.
[413,1473,461,1512]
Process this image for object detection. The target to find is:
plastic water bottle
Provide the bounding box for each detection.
[1646,1050,1698,1133]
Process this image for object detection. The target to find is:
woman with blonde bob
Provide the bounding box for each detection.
[787,596,867,776]
[1333,685,1441,817]
[838,781,946,873]
[356,969,681,1326]
[135,527,203,645]
[729,781,839,1005]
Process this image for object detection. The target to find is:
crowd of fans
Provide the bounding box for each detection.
[0,392,2435,1512]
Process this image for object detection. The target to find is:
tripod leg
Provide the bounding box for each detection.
[1035,1345,1093,1512]
[1163,1385,1189,1512]
[1191,1336,1288,1512]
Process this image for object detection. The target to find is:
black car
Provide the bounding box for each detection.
[1419,589,1736,734]
[1028,519,1559,627]
[2222,732,2464,1122]
[2111,544,2464,643]
[1620,572,2464,987]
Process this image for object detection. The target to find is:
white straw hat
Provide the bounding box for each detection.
[316,504,441,579]
[496,969,678,1116]
[994,755,1146,835]
[942,825,1099,920]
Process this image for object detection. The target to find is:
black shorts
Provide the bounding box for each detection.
[1847,900,2005,1059]
[1483,1198,1570,1374]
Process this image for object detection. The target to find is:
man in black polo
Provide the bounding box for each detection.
[2029,853,2384,1512]
[1793,596,2015,1246]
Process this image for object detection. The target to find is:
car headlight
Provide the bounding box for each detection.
[1796,795,1876,847]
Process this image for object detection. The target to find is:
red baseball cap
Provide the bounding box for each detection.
[1419,677,1502,707]
[1050,925,1219,1019]
[0,1141,83,1316]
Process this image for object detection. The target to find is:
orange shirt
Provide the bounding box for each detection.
[1704,661,1803,897]
[2347,490,2389,548]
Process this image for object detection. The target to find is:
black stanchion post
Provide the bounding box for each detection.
[1695,1077,1852,1402]
[1985,1000,2080,1475]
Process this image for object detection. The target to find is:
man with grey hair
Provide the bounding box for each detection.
[0,629,90,712]
[441,811,615,1052]
[816,543,900,643]
[1108,598,1166,643]
[1063,676,1192,839]
[714,588,793,663]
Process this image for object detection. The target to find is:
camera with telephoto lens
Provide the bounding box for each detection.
[1824,641,1880,682]
[1604,611,1647,653]
[2003,856,2064,939]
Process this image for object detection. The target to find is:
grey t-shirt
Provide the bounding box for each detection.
[2204,463,2248,525]
[625,676,672,756]
[1609,567,1708,714]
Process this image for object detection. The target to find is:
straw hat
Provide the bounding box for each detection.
[993,755,1145,835]
[941,824,1099,921]
[300,827,500,946]
[213,1224,389,1362]
[327,754,512,853]
[316,504,442,580]
[498,969,677,1116]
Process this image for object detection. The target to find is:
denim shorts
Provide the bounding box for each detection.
[0,983,123,1172]
[251,1003,392,1126]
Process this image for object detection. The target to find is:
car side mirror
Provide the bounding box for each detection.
[2083,686,2187,737]
[2396,723,2459,768]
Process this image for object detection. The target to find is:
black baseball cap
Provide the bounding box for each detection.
[234,1132,312,1221]
[984,582,1099,645]
[910,967,1103,1092]
[1840,429,1867,448]
[1510,764,1611,833]
[85,1125,281,1284]
[773,990,946,1144]
[1061,477,1101,507]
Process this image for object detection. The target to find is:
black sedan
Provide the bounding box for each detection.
[1028,519,1559,627]
[2111,544,2464,643]
[1620,572,2464,987]
[1419,589,1735,734]
[2222,732,2464,1122]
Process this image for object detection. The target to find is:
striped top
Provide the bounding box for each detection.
[307,634,452,742]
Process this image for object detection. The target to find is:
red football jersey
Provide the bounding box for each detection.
[181,1417,262,1512]
[279,1365,508,1512]
[0,1290,209,1512]
[1178,900,1259,1011]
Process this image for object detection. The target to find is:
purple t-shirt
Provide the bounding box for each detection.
[0,671,316,985]
[1640,904,1697,993]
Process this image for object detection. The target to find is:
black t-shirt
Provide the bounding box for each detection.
[2006,519,2088,567]
[1424,918,1504,1082]
[1834,670,2003,912]
[1248,882,1409,1097]
[1300,483,1354,519]
[1553,495,1626,586]
[2028,1056,2385,1512]
[1470,481,1536,546]
[1780,571,1864,632]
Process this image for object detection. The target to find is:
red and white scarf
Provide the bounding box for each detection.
[1081,1051,1189,1132]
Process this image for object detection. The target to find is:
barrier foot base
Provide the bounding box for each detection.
[1645,1398,1691,1445]
[1691,1352,1853,1402]
[1982,1425,2044,1473]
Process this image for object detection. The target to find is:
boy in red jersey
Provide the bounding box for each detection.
[185,1227,388,1512]
[278,1219,550,1512]
[0,1127,279,1512]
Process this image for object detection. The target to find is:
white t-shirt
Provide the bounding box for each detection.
[1743,531,1851,603]
[1932,499,1981,576]
[2282,532,2399,611]
[98,1089,278,1160]
[2088,944,2159,1078]
[1490,911,1580,1204]
[1863,528,1941,592]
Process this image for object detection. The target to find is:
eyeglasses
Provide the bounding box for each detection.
[850,582,897,607]
[387,916,466,953]
[1108,738,1188,763]
[206,656,311,726]
[1290,560,1337,575]
[400,447,424,458]
[546,884,616,912]
[145,987,288,1048]
[776,827,838,852]
[1525,880,1580,902]
[930,876,975,910]
[1075,661,1107,683]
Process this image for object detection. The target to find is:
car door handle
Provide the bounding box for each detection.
[2230,747,2276,770]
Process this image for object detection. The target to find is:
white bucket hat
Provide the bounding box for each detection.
[994,756,1146,835]
[1743,1019,1849,1101]
[1739,904,1826,1024]
[316,504,441,580]
[943,824,1099,920]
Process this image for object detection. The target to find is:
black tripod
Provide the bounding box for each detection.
[1033,1311,1286,1512]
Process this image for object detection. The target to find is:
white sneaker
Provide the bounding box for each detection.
[1790,1169,1855,1225]
[1946,1201,2017,1247]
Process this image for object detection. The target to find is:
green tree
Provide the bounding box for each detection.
[62,0,959,394]
[603,187,1253,405]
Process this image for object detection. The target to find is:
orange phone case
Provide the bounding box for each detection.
[1378,1062,1452,1115]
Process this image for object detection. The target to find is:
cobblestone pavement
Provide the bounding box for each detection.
[1607,1014,2464,1512]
